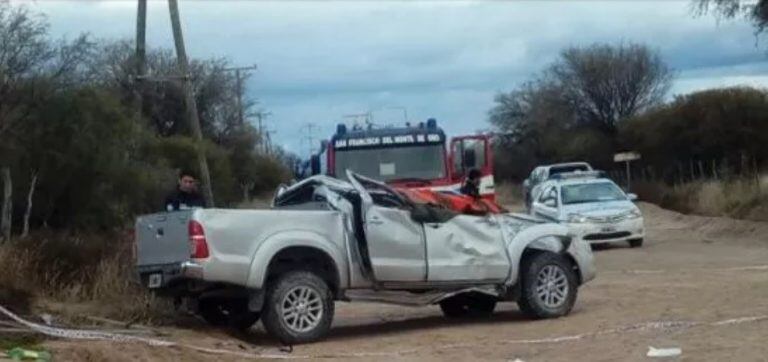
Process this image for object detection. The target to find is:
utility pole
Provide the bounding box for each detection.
[264,129,276,155]
[168,0,215,207]
[222,64,258,126]
[300,123,318,157]
[256,111,272,153]
[134,0,147,125]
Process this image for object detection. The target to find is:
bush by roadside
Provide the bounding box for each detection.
[495,182,524,208]
[0,231,174,324]
[633,177,768,222]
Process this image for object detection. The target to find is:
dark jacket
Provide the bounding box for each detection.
[460,180,480,198]
[164,188,205,211]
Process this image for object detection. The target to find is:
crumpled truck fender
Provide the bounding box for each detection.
[245,229,349,290]
[505,223,576,284]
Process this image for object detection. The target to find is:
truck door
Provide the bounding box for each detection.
[450,136,494,199]
[532,184,560,221]
[347,171,427,282]
[421,214,508,282]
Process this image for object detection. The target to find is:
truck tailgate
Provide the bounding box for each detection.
[135,211,192,267]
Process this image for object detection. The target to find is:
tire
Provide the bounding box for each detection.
[261,271,334,344]
[629,238,644,248]
[197,298,260,331]
[439,292,497,318]
[517,251,578,319]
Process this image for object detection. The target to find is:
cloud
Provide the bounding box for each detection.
[24,0,768,154]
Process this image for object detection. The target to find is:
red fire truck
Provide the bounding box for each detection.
[305,118,496,201]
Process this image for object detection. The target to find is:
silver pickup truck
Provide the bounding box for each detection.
[135,171,595,344]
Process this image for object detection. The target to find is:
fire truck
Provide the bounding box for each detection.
[302,118,496,201]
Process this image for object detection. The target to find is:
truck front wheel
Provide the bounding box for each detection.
[262,271,334,344]
[517,251,578,319]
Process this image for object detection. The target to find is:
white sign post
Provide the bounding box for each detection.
[614,152,641,191]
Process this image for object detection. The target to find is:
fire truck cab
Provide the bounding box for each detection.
[306,118,495,201]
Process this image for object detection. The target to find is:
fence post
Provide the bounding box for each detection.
[712,159,718,180]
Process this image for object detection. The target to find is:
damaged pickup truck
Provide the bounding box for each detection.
[135,171,595,344]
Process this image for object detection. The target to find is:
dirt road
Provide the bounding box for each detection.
[47,203,768,361]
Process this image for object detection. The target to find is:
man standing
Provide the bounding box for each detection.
[459,169,482,198]
[165,169,205,211]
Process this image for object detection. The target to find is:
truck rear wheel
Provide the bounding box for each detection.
[439,292,497,318]
[197,298,260,331]
[517,251,577,319]
[262,271,334,344]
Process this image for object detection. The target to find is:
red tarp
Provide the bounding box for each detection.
[395,188,506,215]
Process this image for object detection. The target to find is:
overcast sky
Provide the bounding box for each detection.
[24,0,768,155]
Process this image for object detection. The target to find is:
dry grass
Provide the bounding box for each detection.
[633,176,768,222]
[495,182,524,208]
[0,230,175,324]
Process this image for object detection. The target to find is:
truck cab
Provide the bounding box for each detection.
[309,118,495,200]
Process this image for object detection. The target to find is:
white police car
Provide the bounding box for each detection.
[529,171,644,248]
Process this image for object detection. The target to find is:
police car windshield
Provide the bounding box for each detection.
[561,182,626,205]
[549,165,590,176]
[334,144,445,181]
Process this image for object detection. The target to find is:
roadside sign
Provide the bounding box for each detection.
[614,152,641,163]
[613,151,641,192]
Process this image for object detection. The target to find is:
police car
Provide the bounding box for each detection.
[529,171,644,248]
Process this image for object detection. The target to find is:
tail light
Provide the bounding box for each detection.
[188,220,210,259]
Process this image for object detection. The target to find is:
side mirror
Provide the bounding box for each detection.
[543,198,557,208]
[523,179,530,189]
[627,193,638,201]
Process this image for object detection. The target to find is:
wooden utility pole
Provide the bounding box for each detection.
[236,69,243,125]
[222,64,258,126]
[301,122,318,157]
[168,0,215,207]
[134,0,147,124]
[256,111,272,153]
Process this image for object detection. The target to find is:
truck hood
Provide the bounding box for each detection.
[561,200,638,217]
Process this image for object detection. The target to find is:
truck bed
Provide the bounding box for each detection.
[134,208,349,290]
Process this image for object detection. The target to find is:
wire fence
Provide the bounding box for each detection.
[607,156,764,189]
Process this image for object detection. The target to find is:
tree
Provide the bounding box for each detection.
[551,43,672,134]
[0,2,91,241]
[694,0,768,33]
[489,42,672,180]
[0,2,293,235]
[621,86,768,181]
